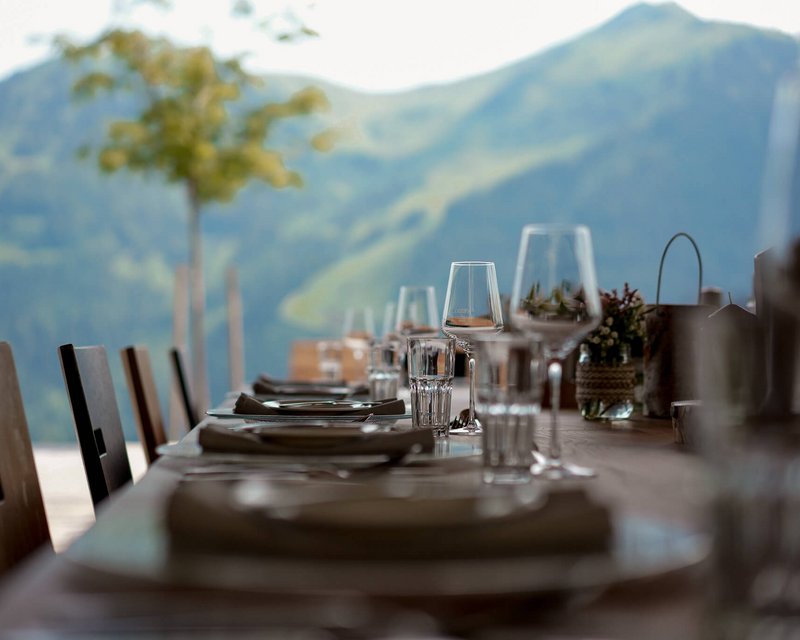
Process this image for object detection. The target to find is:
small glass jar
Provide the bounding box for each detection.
[575,343,636,421]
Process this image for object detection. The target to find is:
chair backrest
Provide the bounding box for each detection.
[169,347,199,429]
[0,342,52,575]
[58,344,132,509]
[120,345,167,466]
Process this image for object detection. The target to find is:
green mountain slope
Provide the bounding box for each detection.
[0,2,796,441]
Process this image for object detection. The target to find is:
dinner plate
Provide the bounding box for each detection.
[261,399,383,414]
[156,437,479,464]
[207,408,412,423]
[64,511,708,600]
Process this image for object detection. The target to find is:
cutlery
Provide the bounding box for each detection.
[183,450,415,481]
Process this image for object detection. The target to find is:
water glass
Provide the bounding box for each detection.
[316,340,343,381]
[406,337,456,437]
[367,341,401,400]
[475,334,544,484]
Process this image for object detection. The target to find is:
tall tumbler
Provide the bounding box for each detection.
[406,337,455,438]
[475,333,544,484]
[701,63,800,638]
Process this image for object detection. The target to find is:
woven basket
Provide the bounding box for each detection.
[575,361,636,405]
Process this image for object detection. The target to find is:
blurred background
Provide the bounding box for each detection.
[1,0,798,441]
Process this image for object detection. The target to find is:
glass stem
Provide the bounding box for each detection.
[468,355,477,432]
[548,359,562,465]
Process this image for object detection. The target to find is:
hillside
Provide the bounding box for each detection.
[0,2,797,441]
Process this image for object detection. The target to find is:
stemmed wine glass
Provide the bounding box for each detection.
[342,307,375,362]
[395,286,439,338]
[442,261,504,435]
[510,224,602,478]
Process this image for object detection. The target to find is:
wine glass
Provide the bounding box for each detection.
[342,307,375,363]
[510,224,602,478]
[394,286,439,338]
[442,261,504,435]
[381,301,397,339]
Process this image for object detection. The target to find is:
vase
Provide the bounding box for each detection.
[575,344,636,421]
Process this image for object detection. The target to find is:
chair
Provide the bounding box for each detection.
[169,347,199,429]
[58,344,132,510]
[120,345,167,466]
[0,342,52,575]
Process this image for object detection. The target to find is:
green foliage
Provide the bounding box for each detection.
[0,3,798,442]
[59,30,330,206]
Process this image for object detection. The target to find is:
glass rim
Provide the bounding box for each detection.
[449,260,496,266]
[406,336,455,345]
[521,223,590,235]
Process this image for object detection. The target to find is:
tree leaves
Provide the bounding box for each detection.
[60,28,329,208]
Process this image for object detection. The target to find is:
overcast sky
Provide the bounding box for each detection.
[1,0,798,92]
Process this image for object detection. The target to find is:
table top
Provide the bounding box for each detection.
[0,385,710,638]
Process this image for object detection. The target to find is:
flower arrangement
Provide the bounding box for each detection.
[581,283,646,364]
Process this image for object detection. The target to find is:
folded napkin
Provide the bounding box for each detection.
[233,393,405,417]
[198,422,434,457]
[252,374,368,397]
[166,483,611,561]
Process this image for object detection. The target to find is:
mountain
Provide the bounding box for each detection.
[0,3,797,441]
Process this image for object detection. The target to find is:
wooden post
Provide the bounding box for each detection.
[226,266,245,392]
[169,264,189,439]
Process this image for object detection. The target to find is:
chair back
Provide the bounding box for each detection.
[0,342,52,574]
[169,347,199,429]
[120,345,166,466]
[58,344,132,509]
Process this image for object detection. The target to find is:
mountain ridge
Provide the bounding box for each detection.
[0,3,797,441]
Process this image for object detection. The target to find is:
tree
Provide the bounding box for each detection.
[59,28,329,412]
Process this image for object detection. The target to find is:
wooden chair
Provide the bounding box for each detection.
[0,342,52,575]
[120,345,167,466]
[169,347,199,429]
[58,344,133,510]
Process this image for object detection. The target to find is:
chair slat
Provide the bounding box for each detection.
[0,342,51,574]
[58,344,132,510]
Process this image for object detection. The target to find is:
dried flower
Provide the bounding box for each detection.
[580,283,646,364]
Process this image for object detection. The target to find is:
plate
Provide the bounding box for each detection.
[64,512,708,600]
[155,436,479,464]
[207,408,411,423]
[261,399,382,414]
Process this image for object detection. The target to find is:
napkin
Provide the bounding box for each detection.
[252,374,368,397]
[166,483,612,561]
[198,422,434,457]
[233,393,405,417]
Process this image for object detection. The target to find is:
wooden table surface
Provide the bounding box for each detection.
[0,386,711,638]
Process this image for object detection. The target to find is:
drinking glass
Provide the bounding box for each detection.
[441,261,504,435]
[316,340,343,381]
[475,334,544,484]
[510,224,602,479]
[395,286,439,338]
[366,340,401,400]
[342,307,375,362]
[406,337,456,437]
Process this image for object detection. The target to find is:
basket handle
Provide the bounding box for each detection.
[655,232,703,307]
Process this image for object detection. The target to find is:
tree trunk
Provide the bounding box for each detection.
[187,186,210,416]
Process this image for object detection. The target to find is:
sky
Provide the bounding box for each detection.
[1,0,799,93]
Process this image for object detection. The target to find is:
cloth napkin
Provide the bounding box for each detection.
[198,422,434,457]
[233,393,405,417]
[166,483,612,561]
[252,374,368,397]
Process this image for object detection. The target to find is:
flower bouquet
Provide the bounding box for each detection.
[576,284,646,420]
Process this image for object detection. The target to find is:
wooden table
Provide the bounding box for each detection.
[0,387,710,638]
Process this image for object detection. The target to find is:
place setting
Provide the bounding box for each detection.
[140,223,711,617]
